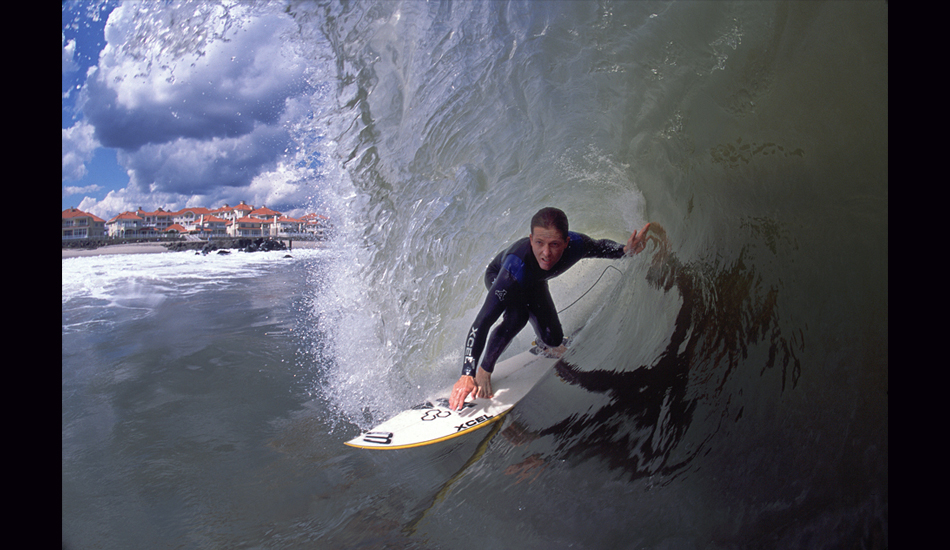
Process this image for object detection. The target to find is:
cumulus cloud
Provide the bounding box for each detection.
[63,184,103,199]
[245,162,319,217]
[62,33,79,73]
[77,158,315,221]
[62,122,100,181]
[77,191,138,221]
[118,123,291,195]
[73,1,314,209]
[78,186,203,221]
[83,4,307,149]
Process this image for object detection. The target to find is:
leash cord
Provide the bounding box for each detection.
[557,264,623,314]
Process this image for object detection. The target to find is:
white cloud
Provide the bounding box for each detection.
[118,121,291,195]
[66,1,327,220]
[62,122,100,181]
[62,33,79,73]
[83,3,308,151]
[244,162,319,218]
[77,160,314,221]
[63,184,102,199]
[78,187,192,221]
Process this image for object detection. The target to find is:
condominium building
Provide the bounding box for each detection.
[66,202,332,242]
[62,207,106,240]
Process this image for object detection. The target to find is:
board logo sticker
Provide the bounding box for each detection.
[454,414,494,432]
[413,399,473,410]
[420,409,451,421]
[362,432,394,445]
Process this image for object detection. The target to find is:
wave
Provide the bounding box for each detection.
[298,1,886,544]
[62,0,886,545]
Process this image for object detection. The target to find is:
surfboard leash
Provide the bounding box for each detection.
[557,264,623,314]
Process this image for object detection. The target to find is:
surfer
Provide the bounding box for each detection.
[449,207,651,411]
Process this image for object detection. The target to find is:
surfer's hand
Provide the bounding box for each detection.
[449,375,476,410]
[474,367,494,400]
[625,222,651,255]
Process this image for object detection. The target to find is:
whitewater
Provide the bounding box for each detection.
[63,2,887,548]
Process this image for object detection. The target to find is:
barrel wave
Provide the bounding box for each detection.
[305,2,887,547]
[63,1,887,548]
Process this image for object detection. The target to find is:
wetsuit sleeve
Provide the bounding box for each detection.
[577,232,625,259]
[461,264,521,377]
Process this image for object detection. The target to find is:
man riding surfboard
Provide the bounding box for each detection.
[449,207,651,410]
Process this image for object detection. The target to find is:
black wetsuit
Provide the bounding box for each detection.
[461,231,626,376]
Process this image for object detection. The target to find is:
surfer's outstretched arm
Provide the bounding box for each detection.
[624,222,651,255]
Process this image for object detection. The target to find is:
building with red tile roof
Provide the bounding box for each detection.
[301,213,332,239]
[63,207,106,240]
[134,207,175,232]
[66,200,332,243]
[164,223,189,234]
[105,211,145,238]
[249,205,281,219]
[228,216,264,237]
[195,215,228,237]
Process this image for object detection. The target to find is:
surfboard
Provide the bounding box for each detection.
[345,348,558,450]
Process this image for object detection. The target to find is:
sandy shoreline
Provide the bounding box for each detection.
[63,243,169,258]
[63,240,326,259]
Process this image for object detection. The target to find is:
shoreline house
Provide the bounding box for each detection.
[70,201,332,243]
[105,211,144,238]
[301,213,331,240]
[62,207,106,240]
[229,215,264,238]
[136,207,175,233]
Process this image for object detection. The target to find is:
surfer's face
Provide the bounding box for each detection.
[530,226,568,270]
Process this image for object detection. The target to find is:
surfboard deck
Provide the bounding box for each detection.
[345,348,558,449]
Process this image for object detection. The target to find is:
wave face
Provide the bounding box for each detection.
[69,1,886,547]
[301,1,887,546]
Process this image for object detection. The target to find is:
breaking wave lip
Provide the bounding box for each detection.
[306,1,840,486]
[303,4,658,430]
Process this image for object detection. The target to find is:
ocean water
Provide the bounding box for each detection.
[62,1,887,549]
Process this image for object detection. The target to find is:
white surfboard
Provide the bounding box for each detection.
[345,348,558,449]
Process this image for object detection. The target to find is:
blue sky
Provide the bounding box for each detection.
[62,1,324,220]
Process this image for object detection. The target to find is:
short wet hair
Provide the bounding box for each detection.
[530,207,569,240]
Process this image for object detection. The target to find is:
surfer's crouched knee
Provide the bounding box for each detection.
[538,329,563,349]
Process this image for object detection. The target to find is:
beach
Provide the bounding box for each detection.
[62,239,326,258]
[62,242,169,258]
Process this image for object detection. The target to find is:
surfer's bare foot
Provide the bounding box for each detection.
[541,344,567,358]
[474,367,494,399]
